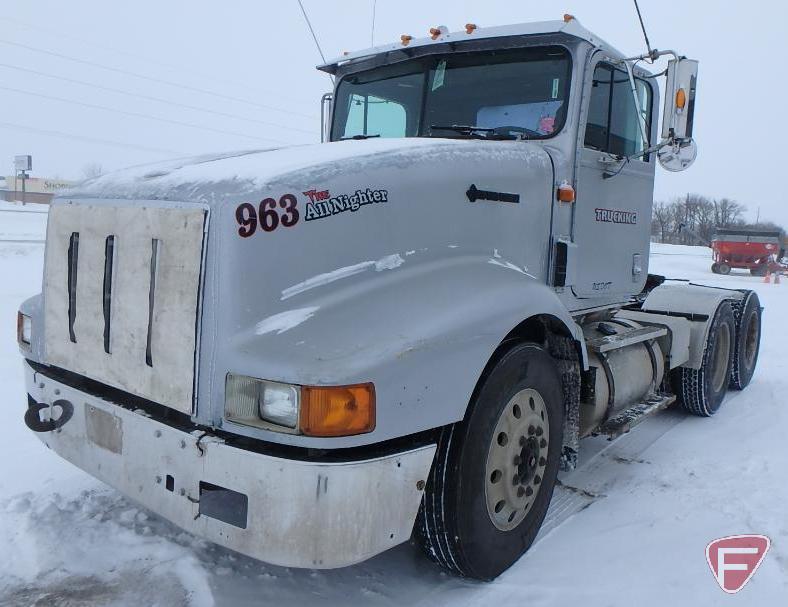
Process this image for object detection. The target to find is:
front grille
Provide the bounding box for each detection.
[43,202,207,414]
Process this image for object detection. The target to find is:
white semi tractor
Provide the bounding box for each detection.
[18,17,761,580]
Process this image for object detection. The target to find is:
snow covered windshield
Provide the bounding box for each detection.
[331,46,571,141]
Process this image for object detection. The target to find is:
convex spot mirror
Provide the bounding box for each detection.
[658,137,697,172]
[661,58,698,141]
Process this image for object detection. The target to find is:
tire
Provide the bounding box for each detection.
[671,301,735,416]
[750,265,768,277]
[415,342,564,580]
[729,291,761,390]
[717,263,731,275]
[711,263,720,274]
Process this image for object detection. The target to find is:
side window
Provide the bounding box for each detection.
[343,94,407,138]
[584,63,652,158]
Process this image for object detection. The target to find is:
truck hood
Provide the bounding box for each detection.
[66,138,486,205]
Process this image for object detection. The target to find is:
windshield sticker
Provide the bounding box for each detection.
[304,188,388,222]
[594,208,638,225]
[551,78,560,99]
[432,60,447,91]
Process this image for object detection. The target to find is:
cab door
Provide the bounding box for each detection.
[572,57,657,299]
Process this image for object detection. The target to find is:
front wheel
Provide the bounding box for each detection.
[415,343,564,580]
[718,262,731,275]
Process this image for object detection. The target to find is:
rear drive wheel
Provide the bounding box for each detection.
[671,301,735,416]
[711,263,720,274]
[729,291,761,390]
[717,262,731,275]
[415,343,564,580]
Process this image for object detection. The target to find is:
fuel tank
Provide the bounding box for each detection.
[579,319,664,437]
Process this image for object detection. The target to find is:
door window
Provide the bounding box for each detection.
[584,63,652,158]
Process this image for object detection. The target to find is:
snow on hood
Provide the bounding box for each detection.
[62,138,494,204]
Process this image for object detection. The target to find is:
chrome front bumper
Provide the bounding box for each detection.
[24,361,436,568]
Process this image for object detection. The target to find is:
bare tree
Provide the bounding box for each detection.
[81,163,104,180]
[713,198,745,228]
[652,201,671,242]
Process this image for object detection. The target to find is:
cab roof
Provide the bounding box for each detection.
[318,17,624,74]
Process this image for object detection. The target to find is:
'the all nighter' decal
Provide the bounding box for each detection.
[235,187,389,237]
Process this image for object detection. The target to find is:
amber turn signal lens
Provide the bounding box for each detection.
[465,23,477,34]
[429,27,441,40]
[557,183,575,203]
[675,88,687,109]
[300,383,375,437]
[563,14,575,22]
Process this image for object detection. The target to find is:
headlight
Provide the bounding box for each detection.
[17,312,31,346]
[225,373,376,436]
[225,374,299,431]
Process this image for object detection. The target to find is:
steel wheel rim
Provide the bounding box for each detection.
[484,388,549,531]
[711,322,731,393]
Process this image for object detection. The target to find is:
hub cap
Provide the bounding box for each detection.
[485,388,549,531]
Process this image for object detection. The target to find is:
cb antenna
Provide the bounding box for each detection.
[296,0,334,82]
[371,0,377,47]
[633,0,657,61]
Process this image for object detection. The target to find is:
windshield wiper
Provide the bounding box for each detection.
[430,124,537,140]
[339,134,381,141]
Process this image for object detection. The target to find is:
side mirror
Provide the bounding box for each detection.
[661,58,698,141]
[320,93,333,142]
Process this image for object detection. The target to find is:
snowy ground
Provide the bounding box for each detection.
[0,208,786,606]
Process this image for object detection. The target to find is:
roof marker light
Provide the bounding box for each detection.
[465,23,478,34]
[430,27,441,40]
[401,34,413,46]
[563,14,575,22]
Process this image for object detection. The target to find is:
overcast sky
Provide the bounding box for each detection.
[1,1,786,225]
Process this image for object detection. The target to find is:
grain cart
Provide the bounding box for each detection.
[17,17,762,580]
[711,227,786,275]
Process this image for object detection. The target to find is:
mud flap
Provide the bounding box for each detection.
[548,334,581,470]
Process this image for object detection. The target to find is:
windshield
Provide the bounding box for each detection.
[330,46,571,141]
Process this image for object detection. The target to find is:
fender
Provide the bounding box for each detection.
[642,282,744,369]
[215,253,585,448]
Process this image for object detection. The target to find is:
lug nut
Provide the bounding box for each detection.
[536,427,543,437]
[525,486,533,497]
[519,436,526,446]
[540,438,547,448]
[528,425,535,436]
[512,475,519,486]
[539,456,546,466]
[517,486,525,498]
[513,455,521,465]
[534,475,541,485]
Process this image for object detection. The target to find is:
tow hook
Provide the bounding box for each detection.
[24,397,74,432]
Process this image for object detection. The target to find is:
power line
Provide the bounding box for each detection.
[0,62,316,135]
[0,37,316,120]
[0,84,290,144]
[0,120,183,155]
[0,15,313,107]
